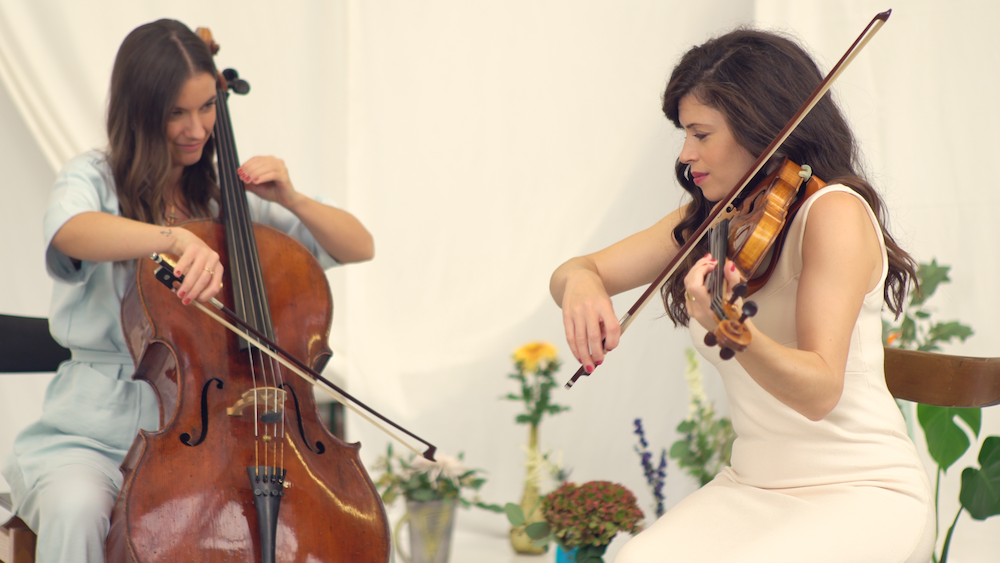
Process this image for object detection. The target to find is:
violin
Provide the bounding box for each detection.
[565,10,892,388]
[107,30,394,563]
[700,157,825,359]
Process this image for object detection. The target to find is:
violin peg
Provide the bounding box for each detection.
[739,301,758,323]
[719,347,736,360]
[729,282,748,304]
[704,332,718,347]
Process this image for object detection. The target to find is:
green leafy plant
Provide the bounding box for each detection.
[373,443,502,512]
[507,481,645,563]
[883,260,999,563]
[669,348,736,486]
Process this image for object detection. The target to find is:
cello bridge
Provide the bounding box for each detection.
[227,387,287,418]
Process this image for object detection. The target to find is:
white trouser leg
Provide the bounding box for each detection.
[17,464,118,563]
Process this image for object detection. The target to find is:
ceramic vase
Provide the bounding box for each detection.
[394,499,458,563]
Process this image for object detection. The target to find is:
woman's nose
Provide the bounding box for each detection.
[186,116,206,140]
[679,140,698,164]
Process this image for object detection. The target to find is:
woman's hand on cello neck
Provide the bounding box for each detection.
[238,155,375,264]
[238,155,302,209]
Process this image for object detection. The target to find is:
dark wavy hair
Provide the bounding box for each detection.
[659,29,915,326]
[107,19,219,224]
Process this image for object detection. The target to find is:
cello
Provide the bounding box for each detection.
[107,30,391,563]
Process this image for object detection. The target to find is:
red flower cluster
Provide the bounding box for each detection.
[541,481,645,548]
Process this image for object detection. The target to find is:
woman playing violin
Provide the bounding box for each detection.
[1,19,373,563]
[551,29,933,562]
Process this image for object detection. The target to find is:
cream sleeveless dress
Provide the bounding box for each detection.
[615,186,934,563]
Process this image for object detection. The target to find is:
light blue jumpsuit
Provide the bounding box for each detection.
[1,150,339,563]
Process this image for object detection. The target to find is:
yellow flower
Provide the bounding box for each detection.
[513,341,559,373]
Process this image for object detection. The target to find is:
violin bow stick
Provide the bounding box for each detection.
[149,254,438,461]
[564,9,891,389]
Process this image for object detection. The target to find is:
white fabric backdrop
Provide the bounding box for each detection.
[1,1,997,561]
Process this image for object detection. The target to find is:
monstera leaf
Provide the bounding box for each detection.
[959,437,1000,521]
[918,404,981,472]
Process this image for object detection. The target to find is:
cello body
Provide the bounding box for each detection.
[107,218,390,562]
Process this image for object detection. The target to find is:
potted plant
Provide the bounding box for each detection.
[509,480,644,563]
[501,341,569,553]
[373,444,502,563]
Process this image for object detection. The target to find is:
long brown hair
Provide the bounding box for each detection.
[659,29,915,326]
[107,19,219,224]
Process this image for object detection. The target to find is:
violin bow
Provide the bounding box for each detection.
[565,9,892,389]
[149,253,437,461]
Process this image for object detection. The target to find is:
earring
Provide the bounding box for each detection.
[683,164,692,182]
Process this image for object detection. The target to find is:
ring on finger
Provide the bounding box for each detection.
[205,267,215,275]
[685,290,696,302]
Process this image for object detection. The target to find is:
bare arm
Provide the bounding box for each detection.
[239,156,374,264]
[684,192,883,420]
[51,211,223,304]
[550,206,686,370]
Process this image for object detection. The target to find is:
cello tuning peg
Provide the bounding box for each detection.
[232,79,251,95]
[221,69,251,94]
[739,301,758,323]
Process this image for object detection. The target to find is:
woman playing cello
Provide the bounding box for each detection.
[550,29,934,562]
[1,19,373,563]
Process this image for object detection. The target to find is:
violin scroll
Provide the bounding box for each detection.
[702,278,758,360]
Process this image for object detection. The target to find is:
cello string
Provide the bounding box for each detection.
[216,79,291,473]
[216,81,271,471]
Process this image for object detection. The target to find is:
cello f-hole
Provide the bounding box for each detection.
[280,382,326,455]
[179,377,224,447]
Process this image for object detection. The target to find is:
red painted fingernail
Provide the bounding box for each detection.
[177,290,185,298]
[730,263,736,272]
[596,361,603,366]
[183,298,191,305]
[585,365,594,373]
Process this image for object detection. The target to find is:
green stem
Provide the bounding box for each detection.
[939,508,962,563]
[932,468,941,563]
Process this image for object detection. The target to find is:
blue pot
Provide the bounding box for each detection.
[555,545,577,563]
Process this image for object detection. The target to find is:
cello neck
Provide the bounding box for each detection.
[213,70,275,340]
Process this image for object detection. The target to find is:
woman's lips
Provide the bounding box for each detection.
[691,171,708,185]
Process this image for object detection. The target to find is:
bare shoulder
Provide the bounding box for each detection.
[802,189,882,290]
[805,190,878,245]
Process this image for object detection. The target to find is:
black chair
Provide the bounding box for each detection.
[0,314,70,373]
[1,314,69,563]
